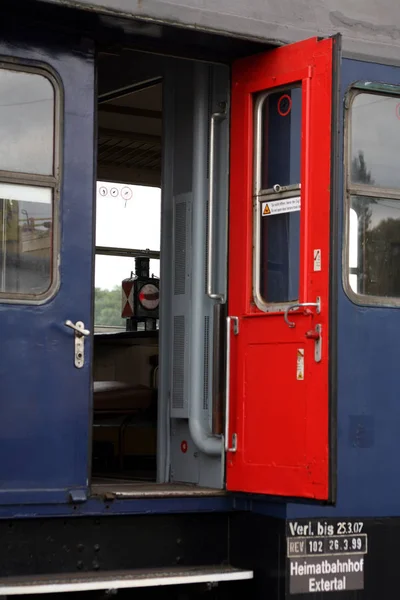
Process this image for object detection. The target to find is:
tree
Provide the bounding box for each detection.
[94,286,125,327]
[364,217,400,297]
[351,150,374,185]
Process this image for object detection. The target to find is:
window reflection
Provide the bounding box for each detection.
[0,69,54,175]
[350,196,400,298]
[0,183,52,295]
[349,208,358,293]
[351,93,400,189]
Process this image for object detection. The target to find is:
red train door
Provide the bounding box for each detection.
[226,36,340,501]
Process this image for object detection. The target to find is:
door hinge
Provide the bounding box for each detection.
[225,317,239,454]
[227,433,238,453]
[231,316,239,335]
[69,489,87,503]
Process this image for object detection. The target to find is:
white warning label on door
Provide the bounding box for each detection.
[314,249,321,272]
[262,196,301,216]
[297,349,304,380]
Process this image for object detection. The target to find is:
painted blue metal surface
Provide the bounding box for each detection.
[0,31,95,505]
[0,496,235,519]
[284,57,400,519]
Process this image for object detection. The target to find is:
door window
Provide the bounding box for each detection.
[254,85,302,308]
[0,65,59,301]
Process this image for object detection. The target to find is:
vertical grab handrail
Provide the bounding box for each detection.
[188,62,222,457]
[207,108,227,303]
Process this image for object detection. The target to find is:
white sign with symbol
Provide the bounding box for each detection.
[297,349,304,381]
[262,196,301,216]
[313,249,321,272]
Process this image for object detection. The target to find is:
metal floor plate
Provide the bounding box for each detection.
[91,478,226,498]
[0,566,254,594]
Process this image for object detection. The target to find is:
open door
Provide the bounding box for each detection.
[226,36,340,500]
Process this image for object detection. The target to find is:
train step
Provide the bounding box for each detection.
[0,565,254,595]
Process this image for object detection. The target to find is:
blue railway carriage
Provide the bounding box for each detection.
[0,0,399,597]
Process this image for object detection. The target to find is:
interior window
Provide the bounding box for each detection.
[0,66,57,300]
[94,181,161,331]
[254,86,302,307]
[347,89,400,300]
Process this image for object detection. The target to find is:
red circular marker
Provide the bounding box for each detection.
[396,103,400,120]
[181,441,188,454]
[138,283,159,310]
[277,94,292,117]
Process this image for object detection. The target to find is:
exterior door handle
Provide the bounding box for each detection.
[65,320,90,336]
[65,320,90,368]
[306,324,322,363]
[283,297,321,328]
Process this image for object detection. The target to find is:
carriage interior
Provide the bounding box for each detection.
[89,44,229,497]
[91,53,163,489]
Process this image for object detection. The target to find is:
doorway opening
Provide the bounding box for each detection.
[89,48,229,498]
[91,78,162,491]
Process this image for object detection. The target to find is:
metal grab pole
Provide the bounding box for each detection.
[188,62,222,457]
[207,108,226,302]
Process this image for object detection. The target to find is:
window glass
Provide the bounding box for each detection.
[96,182,161,249]
[0,182,52,295]
[351,93,400,189]
[347,89,400,302]
[349,208,359,293]
[349,195,400,298]
[260,209,300,303]
[95,256,160,330]
[0,69,54,175]
[261,87,302,190]
[95,182,161,329]
[257,86,301,304]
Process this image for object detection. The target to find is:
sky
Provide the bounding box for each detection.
[95,181,161,290]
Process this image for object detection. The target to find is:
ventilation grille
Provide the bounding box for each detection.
[203,315,210,410]
[174,201,186,296]
[172,316,185,410]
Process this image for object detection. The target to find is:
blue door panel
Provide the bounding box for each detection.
[0,35,94,503]
[284,57,400,519]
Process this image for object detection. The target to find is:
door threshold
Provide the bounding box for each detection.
[0,566,254,595]
[91,478,226,498]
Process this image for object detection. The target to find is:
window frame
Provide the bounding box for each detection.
[252,83,302,313]
[343,81,400,307]
[0,59,62,305]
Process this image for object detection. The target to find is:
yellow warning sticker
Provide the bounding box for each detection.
[263,203,271,215]
[262,196,301,217]
[297,349,304,380]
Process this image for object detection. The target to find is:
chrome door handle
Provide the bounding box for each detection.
[65,320,90,336]
[65,320,90,368]
[283,297,321,328]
